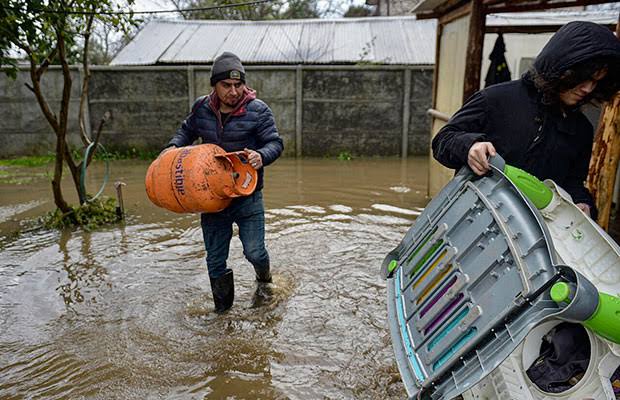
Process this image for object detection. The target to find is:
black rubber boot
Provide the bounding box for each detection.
[251,281,274,308]
[210,270,234,313]
[254,266,272,283]
[251,266,273,308]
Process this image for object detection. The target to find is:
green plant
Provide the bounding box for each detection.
[42,196,120,231]
[337,151,353,161]
[0,156,53,184]
[0,172,49,185]
[0,155,55,167]
[107,147,159,160]
[69,146,159,161]
[356,36,377,65]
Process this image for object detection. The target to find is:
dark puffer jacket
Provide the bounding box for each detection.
[432,21,620,216]
[168,88,283,191]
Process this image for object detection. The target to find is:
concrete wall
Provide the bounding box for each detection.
[0,65,433,158]
[0,69,83,156]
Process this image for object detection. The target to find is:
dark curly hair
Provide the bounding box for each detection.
[528,56,620,107]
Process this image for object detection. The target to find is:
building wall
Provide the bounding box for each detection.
[0,69,83,156]
[429,15,470,197]
[88,68,190,153]
[481,32,554,88]
[0,65,433,158]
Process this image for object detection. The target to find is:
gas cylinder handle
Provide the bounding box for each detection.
[215,151,250,168]
[214,151,257,195]
[235,151,250,164]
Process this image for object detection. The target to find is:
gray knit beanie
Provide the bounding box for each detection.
[210,52,246,86]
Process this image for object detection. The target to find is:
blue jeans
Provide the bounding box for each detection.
[200,191,269,279]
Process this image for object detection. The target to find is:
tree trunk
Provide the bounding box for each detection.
[586,17,620,231]
[463,0,485,103]
[57,26,88,205]
[587,94,620,231]
[79,13,95,146]
[24,45,72,213]
[51,133,71,213]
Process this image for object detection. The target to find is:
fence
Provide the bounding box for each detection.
[0,64,433,158]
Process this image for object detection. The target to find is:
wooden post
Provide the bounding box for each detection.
[586,16,620,231]
[295,65,303,157]
[187,66,195,111]
[587,94,620,230]
[462,0,485,102]
[402,68,412,158]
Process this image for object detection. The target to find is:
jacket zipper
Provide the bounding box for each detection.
[527,116,545,152]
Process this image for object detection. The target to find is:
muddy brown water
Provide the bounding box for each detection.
[0,157,429,399]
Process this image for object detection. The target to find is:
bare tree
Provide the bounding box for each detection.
[1,0,138,214]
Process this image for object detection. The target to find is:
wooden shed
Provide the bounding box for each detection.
[415,1,617,187]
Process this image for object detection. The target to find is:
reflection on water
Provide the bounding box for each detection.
[0,157,429,399]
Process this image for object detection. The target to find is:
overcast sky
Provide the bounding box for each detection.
[133,0,183,19]
[132,0,366,19]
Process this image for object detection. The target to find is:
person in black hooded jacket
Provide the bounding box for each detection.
[432,21,620,219]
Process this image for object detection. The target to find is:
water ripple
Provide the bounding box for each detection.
[0,156,429,399]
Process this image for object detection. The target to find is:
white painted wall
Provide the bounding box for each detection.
[429,14,470,196]
[480,31,604,125]
[481,32,554,88]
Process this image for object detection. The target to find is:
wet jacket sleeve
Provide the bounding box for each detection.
[431,91,489,169]
[167,96,206,148]
[255,105,284,166]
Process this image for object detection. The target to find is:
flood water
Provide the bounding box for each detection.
[0,157,430,399]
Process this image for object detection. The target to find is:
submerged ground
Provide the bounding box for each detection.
[0,157,429,399]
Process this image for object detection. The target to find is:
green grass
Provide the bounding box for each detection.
[103,148,160,161]
[71,147,159,161]
[0,176,41,185]
[0,155,55,167]
[0,147,160,168]
[0,169,50,185]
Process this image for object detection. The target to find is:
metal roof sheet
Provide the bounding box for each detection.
[412,0,619,19]
[333,20,374,62]
[113,21,187,65]
[258,24,304,62]
[486,10,617,26]
[111,17,437,66]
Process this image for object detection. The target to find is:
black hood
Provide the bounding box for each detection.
[532,21,620,80]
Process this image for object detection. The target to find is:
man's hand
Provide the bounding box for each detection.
[244,148,263,170]
[575,203,591,217]
[467,142,497,175]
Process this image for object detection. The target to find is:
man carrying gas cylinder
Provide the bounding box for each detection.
[164,52,283,313]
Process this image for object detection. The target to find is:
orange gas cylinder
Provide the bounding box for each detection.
[145,144,258,213]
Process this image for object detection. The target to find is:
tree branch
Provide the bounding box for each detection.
[85,111,111,168]
[35,47,59,81]
[62,142,84,204]
[79,11,96,145]
[56,24,73,143]
[26,52,60,133]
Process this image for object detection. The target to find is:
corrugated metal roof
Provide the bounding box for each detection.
[111,17,437,66]
[413,0,619,19]
[486,10,617,26]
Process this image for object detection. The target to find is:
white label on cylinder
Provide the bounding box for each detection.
[242,172,252,189]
